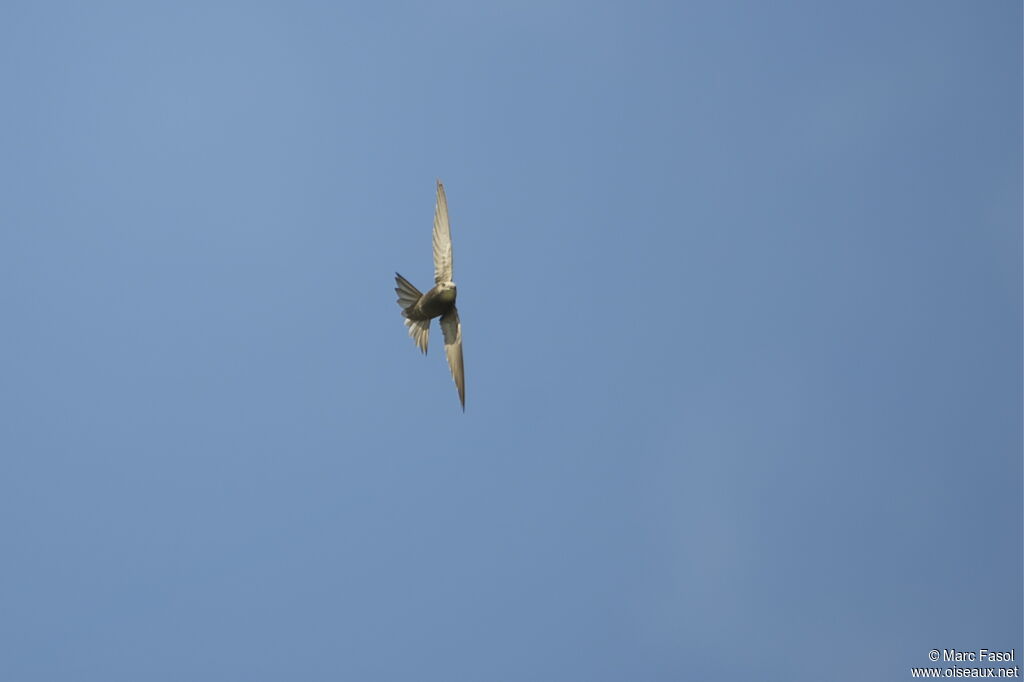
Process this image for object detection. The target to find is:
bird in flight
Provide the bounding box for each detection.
[394,180,465,410]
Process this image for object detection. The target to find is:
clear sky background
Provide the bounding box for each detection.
[1,2,1020,680]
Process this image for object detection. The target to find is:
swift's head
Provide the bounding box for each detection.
[436,280,457,302]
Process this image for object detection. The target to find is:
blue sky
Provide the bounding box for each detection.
[1,2,1020,680]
